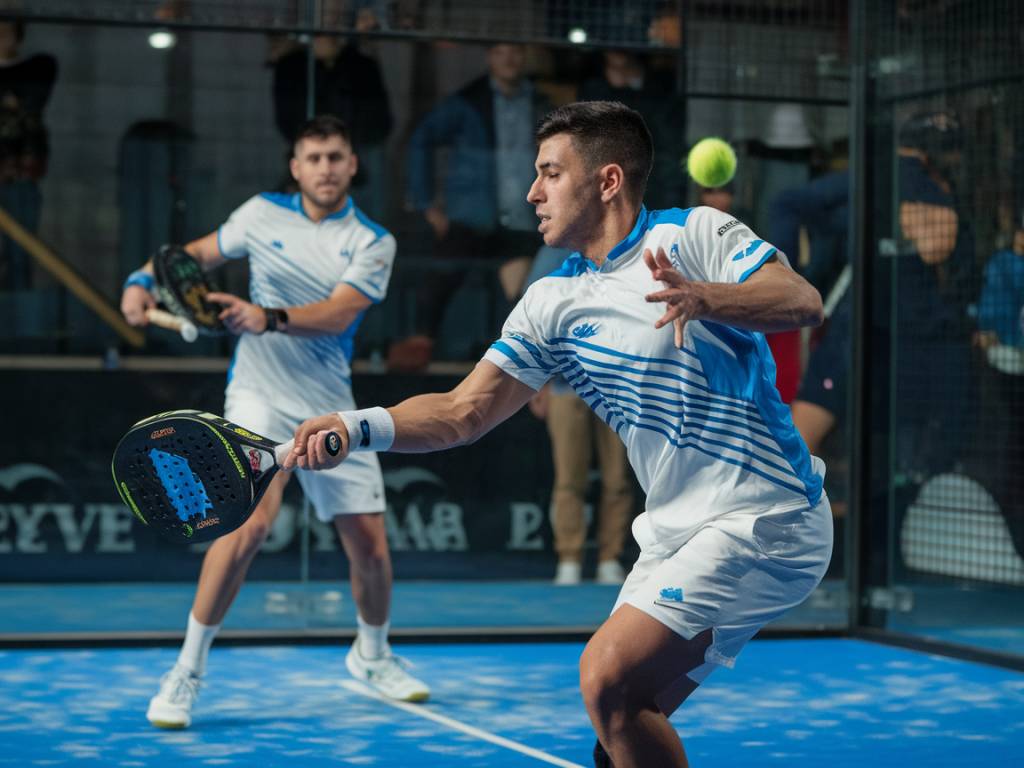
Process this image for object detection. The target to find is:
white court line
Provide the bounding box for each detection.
[339,679,585,768]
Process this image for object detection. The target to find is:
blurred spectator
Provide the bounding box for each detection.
[388,43,548,371]
[272,30,392,219]
[647,0,681,48]
[749,103,814,235]
[971,213,1024,557]
[976,217,1024,354]
[0,20,57,291]
[578,50,685,209]
[776,110,973,479]
[525,245,634,585]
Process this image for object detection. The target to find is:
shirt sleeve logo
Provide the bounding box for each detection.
[717,219,740,236]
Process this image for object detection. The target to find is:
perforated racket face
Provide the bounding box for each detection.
[153,245,226,335]
[111,414,257,543]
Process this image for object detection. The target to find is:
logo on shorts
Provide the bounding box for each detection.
[658,587,684,603]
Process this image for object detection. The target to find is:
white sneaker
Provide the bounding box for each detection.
[146,663,201,729]
[554,561,582,585]
[346,643,430,703]
[596,559,626,585]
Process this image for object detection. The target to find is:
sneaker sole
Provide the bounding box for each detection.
[148,718,188,729]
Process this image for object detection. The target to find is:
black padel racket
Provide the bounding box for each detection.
[111,410,339,544]
[152,244,226,336]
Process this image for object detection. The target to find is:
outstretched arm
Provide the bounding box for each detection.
[283,360,538,470]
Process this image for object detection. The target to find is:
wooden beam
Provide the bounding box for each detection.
[0,206,145,348]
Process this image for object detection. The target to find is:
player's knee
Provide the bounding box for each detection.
[579,643,628,718]
[235,515,272,554]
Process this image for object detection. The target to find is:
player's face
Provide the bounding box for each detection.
[291,134,357,212]
[527,133,602,250]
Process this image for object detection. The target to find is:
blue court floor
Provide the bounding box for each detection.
[1,638,1021,767]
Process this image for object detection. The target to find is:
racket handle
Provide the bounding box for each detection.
[274,432,342,466]
[145,308,198,342]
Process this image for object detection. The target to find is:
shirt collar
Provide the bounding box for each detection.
[293,192,352,222]
[599,205,650,268]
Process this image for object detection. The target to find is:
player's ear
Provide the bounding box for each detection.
[289,155,300,183]
[599,163,625,203]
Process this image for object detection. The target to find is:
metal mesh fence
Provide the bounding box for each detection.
[872,0,1024,591]
[9,1,850,103]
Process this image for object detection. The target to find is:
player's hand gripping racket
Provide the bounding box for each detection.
[111,410,339,544]
[148,244,227,341]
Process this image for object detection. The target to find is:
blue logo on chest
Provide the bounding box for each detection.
[572,323,600,339]
[271,240,284,250]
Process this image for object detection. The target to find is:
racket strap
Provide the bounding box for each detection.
[339,407,395,452]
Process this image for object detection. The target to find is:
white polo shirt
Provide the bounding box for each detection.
[484,205,824,547]
[217,192,395,412]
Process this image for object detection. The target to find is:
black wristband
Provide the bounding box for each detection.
[263,307,289,333]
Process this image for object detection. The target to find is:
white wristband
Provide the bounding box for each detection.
[338,407,395,452]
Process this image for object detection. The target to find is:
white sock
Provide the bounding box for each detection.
[177,612,220,676]
[357,615,389,660]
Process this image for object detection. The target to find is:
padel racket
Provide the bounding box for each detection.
[111,410,339,544]
[152,244,226,336]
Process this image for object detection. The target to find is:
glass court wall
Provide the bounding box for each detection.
[0,0,873,643]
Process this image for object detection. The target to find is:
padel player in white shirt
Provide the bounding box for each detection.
[287,102,832,768]
[121,116,429,731]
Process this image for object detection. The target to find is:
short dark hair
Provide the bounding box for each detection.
[293,114,352,154]
[535,101,653,203]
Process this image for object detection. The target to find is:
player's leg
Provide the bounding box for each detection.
[334,511,391,632]
[192,472,290,625]
[592,414,632,584]
[146,470,290,728]
[548,390,593,584]
[302,451,430,701]
[333,511,430,701]
[585,500,832,766]
[581,606,712,768]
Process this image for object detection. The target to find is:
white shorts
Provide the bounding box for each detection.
[613,496,833,680]
[225,387,385,522]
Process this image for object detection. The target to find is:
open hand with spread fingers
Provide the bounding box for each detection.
[643,247,708,349]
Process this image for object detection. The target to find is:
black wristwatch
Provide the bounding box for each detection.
[263,307,289,333]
